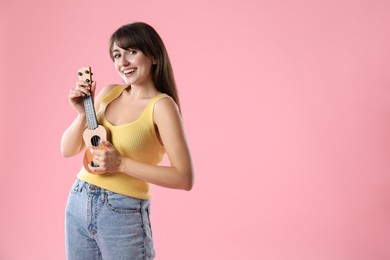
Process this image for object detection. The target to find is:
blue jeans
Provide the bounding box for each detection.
[65,179,155,260]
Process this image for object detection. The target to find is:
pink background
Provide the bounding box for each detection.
[1,0,390,259]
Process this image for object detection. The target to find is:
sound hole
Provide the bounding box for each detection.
[91,135,101,147]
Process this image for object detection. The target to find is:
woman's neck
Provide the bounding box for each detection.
[123,83,160,100]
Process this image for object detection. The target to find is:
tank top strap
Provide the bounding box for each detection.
[143,93,171,116]
[101,85,129,107]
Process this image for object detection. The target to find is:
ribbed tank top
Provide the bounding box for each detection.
[78,85,167,199]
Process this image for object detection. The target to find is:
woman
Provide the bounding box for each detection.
[61,22,194,260]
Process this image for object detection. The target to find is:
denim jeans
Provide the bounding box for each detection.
[65,179,155,260]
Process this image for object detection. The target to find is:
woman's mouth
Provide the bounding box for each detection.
[123,68,136,77]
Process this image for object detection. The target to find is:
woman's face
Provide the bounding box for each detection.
[111,42,155,86]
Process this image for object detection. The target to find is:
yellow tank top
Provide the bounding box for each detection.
[78,85,167,199]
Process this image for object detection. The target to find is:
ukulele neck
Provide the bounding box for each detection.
[83,95,98,130]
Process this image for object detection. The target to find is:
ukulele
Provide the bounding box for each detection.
[77,66,108,174]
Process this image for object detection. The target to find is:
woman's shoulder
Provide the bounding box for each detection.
[153,94,180,122]
[154,94,177,110]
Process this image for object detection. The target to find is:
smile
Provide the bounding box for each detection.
[122,68,136,76]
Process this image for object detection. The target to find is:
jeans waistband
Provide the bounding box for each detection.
[74,179,112,194]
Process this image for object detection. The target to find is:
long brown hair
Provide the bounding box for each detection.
[109,22,181,112]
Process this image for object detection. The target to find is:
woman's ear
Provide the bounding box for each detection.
[152,57,157,65]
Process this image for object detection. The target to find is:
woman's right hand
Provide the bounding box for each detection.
[68,80,96,115]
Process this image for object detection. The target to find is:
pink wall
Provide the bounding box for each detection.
[1,0,390,259]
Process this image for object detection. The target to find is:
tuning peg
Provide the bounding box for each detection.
[86,79,90,83]
[85,70,90,74]
[78,72,83,76]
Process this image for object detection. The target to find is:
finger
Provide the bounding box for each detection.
[68,89,84,98]
[89,163,106,174]
[70,88,87,96]
[100,140,113,148]
[90,148,104,157]
[88,164,101,174]
[76,80,90,88]
[75,81,92,96]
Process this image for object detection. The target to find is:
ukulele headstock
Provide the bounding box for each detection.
[77,66,93,83]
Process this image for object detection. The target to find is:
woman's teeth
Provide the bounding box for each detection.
[123,68,135,75]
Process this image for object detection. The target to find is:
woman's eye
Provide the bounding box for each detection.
[129,50,137,55]
[113,54,121,59]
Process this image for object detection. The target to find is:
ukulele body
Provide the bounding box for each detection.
[83,125,108,173]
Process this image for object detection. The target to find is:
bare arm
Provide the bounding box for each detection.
[90,97,194,191]
[60,114,87,157]
[60,82,115,157]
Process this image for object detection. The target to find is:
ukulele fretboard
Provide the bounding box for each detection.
[83,95,98,130]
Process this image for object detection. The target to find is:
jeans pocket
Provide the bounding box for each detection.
[104,193,142,214]
[70,180,80,194]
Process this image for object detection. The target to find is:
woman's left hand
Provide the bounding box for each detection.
[89,141,122,173]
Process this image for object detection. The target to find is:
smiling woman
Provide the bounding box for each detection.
[108,22,181,111]
[61,22,194,260]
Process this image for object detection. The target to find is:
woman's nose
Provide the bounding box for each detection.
[119,55,130,66]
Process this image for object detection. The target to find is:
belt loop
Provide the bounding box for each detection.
[78,179,85,192]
